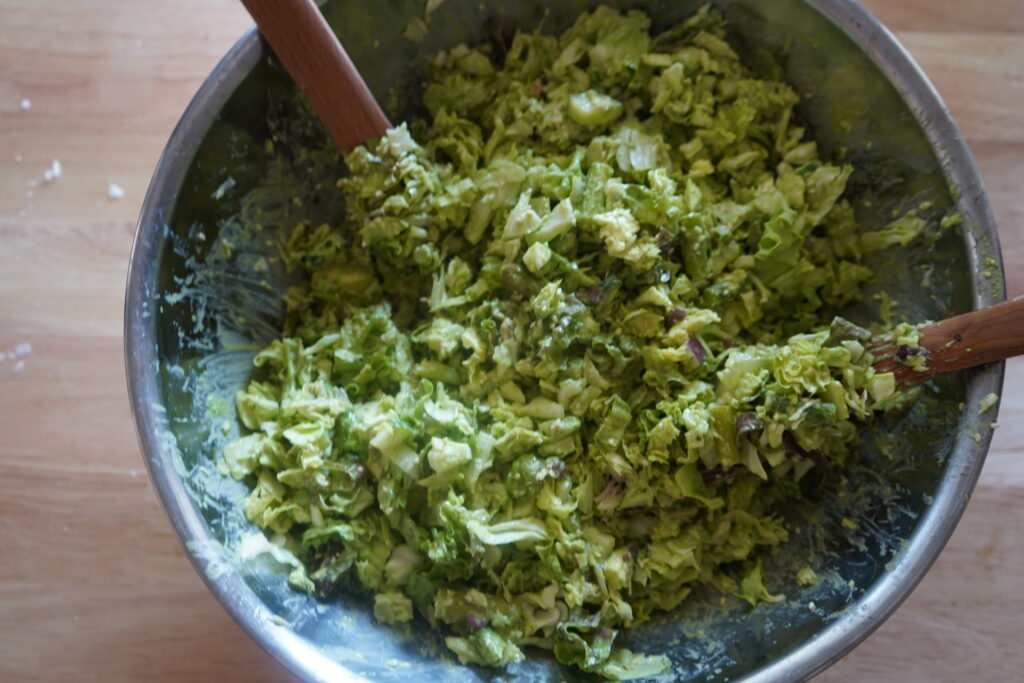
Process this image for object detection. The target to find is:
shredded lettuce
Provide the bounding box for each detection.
[221,5,940,678]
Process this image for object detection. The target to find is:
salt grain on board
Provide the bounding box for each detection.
[43,159,62,183]
[2,343,33,365]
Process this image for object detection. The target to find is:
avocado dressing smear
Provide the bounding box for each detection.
[222,5,934,678]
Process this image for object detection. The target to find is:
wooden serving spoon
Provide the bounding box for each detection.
[240,0,390,152]
[872,296,1024,387]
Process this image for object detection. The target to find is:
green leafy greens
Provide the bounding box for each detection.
[222,5,931,678]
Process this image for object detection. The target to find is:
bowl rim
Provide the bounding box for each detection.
[124,1,1005,681]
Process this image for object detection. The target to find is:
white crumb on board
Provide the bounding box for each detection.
[2,342,34,370]
[20,98,31,110]
[107,183,125,199]
[43,159,62,182]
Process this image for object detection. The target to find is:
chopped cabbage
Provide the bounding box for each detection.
[221,4,940,678]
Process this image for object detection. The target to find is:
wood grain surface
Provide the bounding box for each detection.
[0,1,1021,681]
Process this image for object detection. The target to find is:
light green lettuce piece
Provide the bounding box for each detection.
[426,436,472,474]
[737,559,785,606]
[237,533,315,593]
[467,518,548,545]
[594,649,672,681]
[860,214,927,252]
[221,433,283,480]
[593,208,659,268]
[523,241,552,272]
[568,90,623,127]
[374,592,414,624]
[446,627,524,667]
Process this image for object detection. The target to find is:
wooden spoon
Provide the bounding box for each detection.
[872,296,1024,387]
[240,0,390,152]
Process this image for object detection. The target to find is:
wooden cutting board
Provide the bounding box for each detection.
[0,0,1021,680]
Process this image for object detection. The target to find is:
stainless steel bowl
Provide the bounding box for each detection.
[125,1,1004,680]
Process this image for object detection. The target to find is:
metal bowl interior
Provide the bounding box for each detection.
[125,0,1004,681]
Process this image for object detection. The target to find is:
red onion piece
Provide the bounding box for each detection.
[466,615,489,630]
[687,337,706,364]
[667,307,687,323]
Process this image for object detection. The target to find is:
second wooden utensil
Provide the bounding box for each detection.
[872,296,1024,387]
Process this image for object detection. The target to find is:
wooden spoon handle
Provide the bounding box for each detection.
[240,0,390,152]
[874,296,1024,385]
